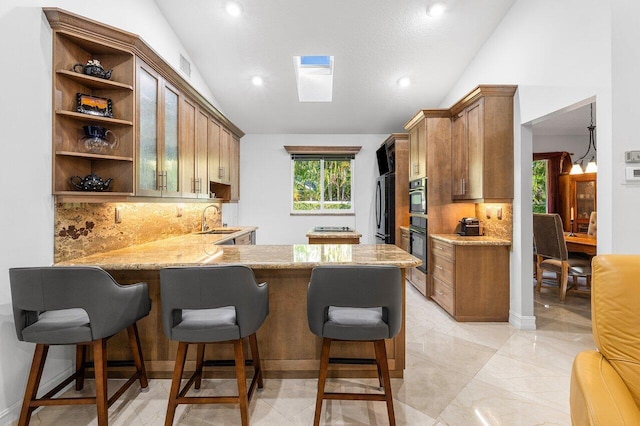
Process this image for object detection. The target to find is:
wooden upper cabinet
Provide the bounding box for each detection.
[450,85,516,202]
[230,135,240,201]
[136,60,181,197]
[45,8,244,203]
[219,128,232,184]
[407,119,426,179]
[179,97,209,198]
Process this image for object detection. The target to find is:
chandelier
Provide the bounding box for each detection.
[570,104,597,174]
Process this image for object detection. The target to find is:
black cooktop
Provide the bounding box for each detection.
[313,226,353,232]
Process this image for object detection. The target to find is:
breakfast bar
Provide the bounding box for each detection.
[56,234,420,379]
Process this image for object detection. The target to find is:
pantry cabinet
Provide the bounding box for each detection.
[450,85,516,202]
[46,8,244,203]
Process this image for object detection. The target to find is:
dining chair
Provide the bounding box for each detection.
[587,211,597,237]
[160,265,269,426]
[307,265,402,426]
[533,213,592,301]
[9,266,151,426]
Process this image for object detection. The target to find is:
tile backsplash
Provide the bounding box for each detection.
[54,202,221,263]
[475,203,513,241]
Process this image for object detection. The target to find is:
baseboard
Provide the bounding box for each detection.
[509,310,537,330]
[0,366,74,426]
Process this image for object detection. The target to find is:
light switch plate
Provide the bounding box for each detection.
[625,151,640,163]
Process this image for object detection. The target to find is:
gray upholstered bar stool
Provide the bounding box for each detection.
[307,265,402,426]
[160,265,269,426]
[9,266,151,426]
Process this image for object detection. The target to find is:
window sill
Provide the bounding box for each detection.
[290,212,355,216]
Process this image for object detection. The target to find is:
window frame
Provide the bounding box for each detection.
[284,146,362,216]
[290,154,356,215]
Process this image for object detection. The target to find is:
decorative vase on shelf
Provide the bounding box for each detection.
[78,125,118,154]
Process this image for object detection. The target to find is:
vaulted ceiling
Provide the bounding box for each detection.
[154,0,519,134]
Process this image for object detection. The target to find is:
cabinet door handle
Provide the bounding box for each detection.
[157,171,163,191]
[219,167,224,179]
[163,171,168,190]
[435,246,443,250]
[436,265,443,270]
[436,289,444,296]
[462,178,466,194]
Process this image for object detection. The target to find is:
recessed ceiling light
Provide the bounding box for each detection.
[251,76,263,86]
[426,2,446,17]
[225,1,243,17]
[398,77,411,87]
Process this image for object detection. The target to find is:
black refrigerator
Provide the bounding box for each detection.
[375,173,395,244]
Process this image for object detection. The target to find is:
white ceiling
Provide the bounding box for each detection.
[532,103,596,137]
[153,0,518,134]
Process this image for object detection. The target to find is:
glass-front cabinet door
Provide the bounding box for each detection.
[137,60,181,197]
[574,173,596,233]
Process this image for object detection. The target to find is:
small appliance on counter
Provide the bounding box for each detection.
[458,217,481,236]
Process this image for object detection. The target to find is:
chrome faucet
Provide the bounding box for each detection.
[201,204,221,232]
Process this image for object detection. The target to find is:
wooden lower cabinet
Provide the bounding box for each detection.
[431,238,510,321]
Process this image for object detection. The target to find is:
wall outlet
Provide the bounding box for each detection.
[115,207,122,223]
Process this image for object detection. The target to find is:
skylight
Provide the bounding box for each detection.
[293,55,334,102]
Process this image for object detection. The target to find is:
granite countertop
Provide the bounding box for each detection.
[431,234,511,246]
[55,231,420,270]
[306,227,362,238]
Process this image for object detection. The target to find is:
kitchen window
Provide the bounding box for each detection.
[285,146,361,215]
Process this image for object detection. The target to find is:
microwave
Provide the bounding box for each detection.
[409,178,427,214]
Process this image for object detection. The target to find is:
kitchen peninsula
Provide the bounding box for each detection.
[56,235,420,379]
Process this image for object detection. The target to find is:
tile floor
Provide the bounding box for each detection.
[24,278,593,425]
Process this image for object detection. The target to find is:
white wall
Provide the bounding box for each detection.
[611,0,640,253]
[0,1,221,423]
[237,134,386,245]
[440,0,615,329]
[533,135,589,158]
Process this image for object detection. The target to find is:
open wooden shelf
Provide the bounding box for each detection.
[55,110,133,126]
[56,150,133,162]
[56,70,133,91]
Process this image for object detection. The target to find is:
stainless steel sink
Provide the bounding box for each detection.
[199,228,241,235]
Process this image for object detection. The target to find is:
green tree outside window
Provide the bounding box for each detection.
[532,160,547,213]
[292,157,353,212]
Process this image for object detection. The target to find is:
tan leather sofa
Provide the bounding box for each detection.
[570,255,640,425]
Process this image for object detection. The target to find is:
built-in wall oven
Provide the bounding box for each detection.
[409,178,427,214]
[409,215,427,273]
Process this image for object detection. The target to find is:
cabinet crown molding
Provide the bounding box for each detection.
[449,85,517,116]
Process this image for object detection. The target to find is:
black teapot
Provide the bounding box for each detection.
[73,59,112,80]
[70,173,113,191]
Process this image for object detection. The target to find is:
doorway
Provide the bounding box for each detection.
[530,100,597,315]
